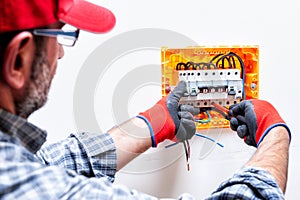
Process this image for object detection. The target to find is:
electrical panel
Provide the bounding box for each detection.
[161,46,259,130]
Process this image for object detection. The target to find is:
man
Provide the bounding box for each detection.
[0,0,291,199]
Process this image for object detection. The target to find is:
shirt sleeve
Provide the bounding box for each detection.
[2,157,196,200]
[3,131,196,200]
[36,132,117,182]
[205,167,285,200]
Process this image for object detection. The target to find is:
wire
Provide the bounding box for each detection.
[164,140,190,171]
[165,132,223,171]
[209,53,224,63]
[186,62,194,70]
[229,55,236,69]
[216,55,232,69]
[176,62,218,70]
[195,62,208,70]
[195,111,211,124]
[227,52,246,99]
[210,52,246,99]
[165,142,180,148]
[176,62,186,70]
[183,140,190,171]
[195,133,224,148]
[165,133,224,149]
[206,62,217,69]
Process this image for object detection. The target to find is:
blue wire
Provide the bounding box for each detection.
[165,142,179,148]
[195,133,224,148]
[165,133,224,148]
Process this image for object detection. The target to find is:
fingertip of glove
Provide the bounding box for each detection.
[230,117,239,130]
[237,124,248,138]
[178,80,187,86]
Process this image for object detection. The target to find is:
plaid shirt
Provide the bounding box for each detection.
[206,167,285,200]
[0,109,285,199]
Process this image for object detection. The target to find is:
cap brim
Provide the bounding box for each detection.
[59,1,116,33]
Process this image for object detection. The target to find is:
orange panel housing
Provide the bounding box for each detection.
[161,46,259,130]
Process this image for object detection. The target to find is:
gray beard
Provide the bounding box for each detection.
[15,51,52,119]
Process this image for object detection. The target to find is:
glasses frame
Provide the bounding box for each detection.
[31,29,80,47]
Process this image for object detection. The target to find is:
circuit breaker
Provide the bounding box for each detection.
[161,46,259,130]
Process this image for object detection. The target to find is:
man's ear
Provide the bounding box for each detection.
[2,32,35,89]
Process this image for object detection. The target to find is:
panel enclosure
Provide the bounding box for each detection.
[161,46,259,130]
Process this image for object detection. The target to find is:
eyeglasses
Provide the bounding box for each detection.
[31,29,80,47]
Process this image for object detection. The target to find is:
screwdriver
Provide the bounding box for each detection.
[211,102,230,116]
[211,102,246,123]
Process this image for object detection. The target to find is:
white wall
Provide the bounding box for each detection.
[29,0,300,199]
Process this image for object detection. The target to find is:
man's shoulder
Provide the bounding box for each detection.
[0,131,39,163]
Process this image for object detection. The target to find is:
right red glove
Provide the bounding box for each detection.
[229,99,291,147]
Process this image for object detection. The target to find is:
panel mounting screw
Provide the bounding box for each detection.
[250,83,257,90]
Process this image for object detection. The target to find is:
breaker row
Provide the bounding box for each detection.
[177,69,244,107]
[178,69,241,81]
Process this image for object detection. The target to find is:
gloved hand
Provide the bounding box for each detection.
[137,81,199,147]
[229,99,291,147]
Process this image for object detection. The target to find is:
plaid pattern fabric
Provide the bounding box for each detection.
[206,167,285,200]
[0,109,156,199]
[37,132,117,181]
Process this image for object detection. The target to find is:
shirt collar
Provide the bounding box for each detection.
[0,109,47,153]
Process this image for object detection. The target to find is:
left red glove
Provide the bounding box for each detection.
[229,99,291,147]
[137,81,199,147]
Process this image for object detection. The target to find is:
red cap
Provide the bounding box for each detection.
[0,0,116,33]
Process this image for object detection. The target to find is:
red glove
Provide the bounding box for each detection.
[229,99,291,147]
[137,81,199,147]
